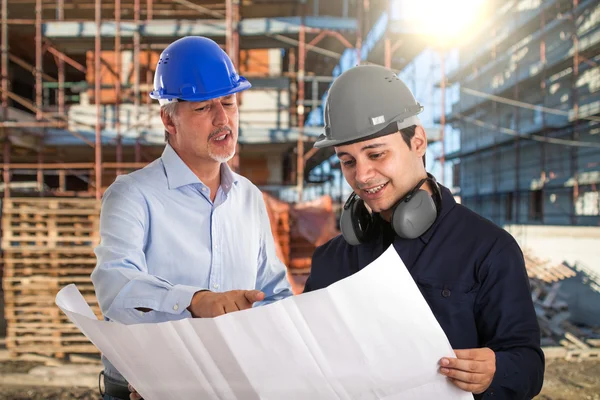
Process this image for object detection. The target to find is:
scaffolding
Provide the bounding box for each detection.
[0,0,437,206]
[443,0,600,226]
[0,1,360,201]
[0,0,435,360]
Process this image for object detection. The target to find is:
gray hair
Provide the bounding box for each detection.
[161,102,179,143]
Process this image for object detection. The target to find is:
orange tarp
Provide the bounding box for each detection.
[262,193,339,294]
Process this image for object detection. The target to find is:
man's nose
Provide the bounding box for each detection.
[212,102,229,127]
[355,161,375,186]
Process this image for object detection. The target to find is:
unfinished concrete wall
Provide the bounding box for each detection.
[504,225,600,275]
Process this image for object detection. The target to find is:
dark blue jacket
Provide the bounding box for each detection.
[304,185,544,399]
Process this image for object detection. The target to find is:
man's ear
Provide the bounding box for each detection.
[160,108,178,136]
[411,125,428,157]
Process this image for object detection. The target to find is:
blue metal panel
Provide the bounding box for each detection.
[238,126,323,144]
[41,126,323,147]
[42,17,358,38]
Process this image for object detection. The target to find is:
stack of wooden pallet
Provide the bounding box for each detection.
[524,251,577,283]
[1,198,102,358]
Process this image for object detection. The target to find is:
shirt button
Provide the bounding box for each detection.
[173,304,179,311]
[441,289,451,298]
[202,187,207,192]
[213,283,219,289]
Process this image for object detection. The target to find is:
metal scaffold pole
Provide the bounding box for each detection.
[35,0,44,195]
[440,51,445,184]
[570,0,580,224]
[1,0,9,199]
[296,23,305,203]
[134,0,141,162]
[95,0,102,199]
[115,0,123,175]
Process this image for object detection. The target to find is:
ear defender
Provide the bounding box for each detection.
[340,173,441,245]
[340,193,376,246]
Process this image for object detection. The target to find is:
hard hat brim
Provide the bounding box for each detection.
[314,115,421,149]
[150,78,251,104]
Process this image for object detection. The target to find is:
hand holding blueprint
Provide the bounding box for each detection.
[56,245,473,399]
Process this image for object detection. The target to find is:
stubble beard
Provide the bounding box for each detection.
[207,126,235,163]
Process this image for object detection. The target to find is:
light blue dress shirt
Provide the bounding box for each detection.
[92,143,292,323]
[92,144,293,380]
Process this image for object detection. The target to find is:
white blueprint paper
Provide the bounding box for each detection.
[56,245,473,400]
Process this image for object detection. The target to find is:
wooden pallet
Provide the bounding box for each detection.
[1,198,102,359]
[524,251,577,283]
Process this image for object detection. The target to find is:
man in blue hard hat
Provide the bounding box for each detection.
[91,36,293,400]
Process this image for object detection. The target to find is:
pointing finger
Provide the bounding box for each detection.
[244,290,265,303]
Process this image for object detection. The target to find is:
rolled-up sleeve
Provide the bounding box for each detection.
[475,240,545,399]
[254,195,293,305]
[91,178,205,324]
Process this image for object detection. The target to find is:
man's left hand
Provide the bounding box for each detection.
[439,347,496,394]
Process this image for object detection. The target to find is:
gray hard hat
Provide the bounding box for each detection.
[314,65,424,149]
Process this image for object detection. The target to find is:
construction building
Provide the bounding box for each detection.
[444,0,600,227]
[0,0,433,203]
[0,0,435,358]
[1,0,598,366]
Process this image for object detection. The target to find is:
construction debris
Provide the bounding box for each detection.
[263,193,339,294]
[525,250,600,361]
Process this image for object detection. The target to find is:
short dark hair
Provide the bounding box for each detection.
[399,125,417,149]
[398,125,426,167]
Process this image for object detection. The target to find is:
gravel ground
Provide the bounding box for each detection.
[0,357,598,399]
[537,358,600,399]
[0,387,98,400]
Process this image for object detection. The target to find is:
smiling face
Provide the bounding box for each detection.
[161,94,239,165]
[335,127,429,221]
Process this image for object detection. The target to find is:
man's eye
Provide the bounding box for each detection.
[369,153,383,160]
[222,103,235,107]
[194,106,208,112]
[342,160,355,167]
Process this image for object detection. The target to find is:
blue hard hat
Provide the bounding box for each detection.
[149,36,251,105]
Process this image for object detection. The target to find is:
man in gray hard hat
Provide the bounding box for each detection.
[303,65,544,399]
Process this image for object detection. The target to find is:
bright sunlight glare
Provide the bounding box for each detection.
[392,0,488,46]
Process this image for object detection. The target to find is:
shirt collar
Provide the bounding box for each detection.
[219,162,238,194]
[161,144,239,193]
[419,184,456,244]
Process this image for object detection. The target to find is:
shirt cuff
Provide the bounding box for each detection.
[161,284,205,316]
[484,351,513,398]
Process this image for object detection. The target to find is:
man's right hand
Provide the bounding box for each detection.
[187,290,265,318]
[129,384,142,400]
